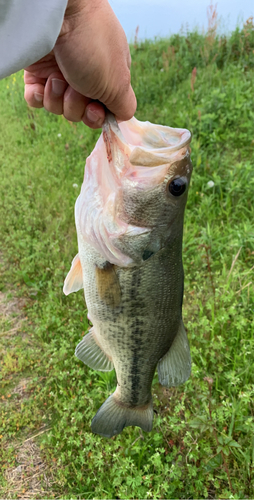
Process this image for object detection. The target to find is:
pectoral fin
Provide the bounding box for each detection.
[95,263,121,307]
[75,328,114,372]
[63,254,83,295]
[158,320,191,387]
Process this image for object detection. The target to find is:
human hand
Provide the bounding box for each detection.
[24,0,136,128]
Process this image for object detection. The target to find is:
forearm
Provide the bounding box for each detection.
[0,0,68,79]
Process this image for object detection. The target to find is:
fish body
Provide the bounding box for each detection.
[64,115,193,438]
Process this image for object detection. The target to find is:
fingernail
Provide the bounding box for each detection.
[52,78,66,96]
[34,93,43,103]
[86,108,102,125]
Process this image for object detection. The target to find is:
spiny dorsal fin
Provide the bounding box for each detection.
[63,254,83,296]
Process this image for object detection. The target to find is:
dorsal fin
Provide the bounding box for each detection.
[63,254,83,295]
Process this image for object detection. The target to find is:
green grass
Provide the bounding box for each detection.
[0,20,254,499]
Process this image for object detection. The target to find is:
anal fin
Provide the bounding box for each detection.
[158,320,191,387]
[75,329,114,372]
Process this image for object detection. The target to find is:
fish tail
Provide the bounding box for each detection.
[91,393,153,438]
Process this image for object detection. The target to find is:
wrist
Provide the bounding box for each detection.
[64,0,104,17]
[59,0,105,37]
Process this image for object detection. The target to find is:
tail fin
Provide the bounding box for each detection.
[91,393,153,438]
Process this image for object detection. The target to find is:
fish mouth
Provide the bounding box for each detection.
[103,113,192,168]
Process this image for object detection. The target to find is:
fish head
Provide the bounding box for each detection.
[75,114,192,266]
[117,140,192,231]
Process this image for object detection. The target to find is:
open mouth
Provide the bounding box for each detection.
[103,113,192,168]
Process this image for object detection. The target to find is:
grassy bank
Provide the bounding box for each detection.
[0,18,254,499]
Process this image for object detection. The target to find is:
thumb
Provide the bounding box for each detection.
[105,81,137,122]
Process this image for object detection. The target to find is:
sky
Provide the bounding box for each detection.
[109,0,254,41]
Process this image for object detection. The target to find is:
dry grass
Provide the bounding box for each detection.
[12,378,33,398]
[0,290,26,338]
[4,440,56,499]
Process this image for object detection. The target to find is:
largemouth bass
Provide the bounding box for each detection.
[64,114,192,438]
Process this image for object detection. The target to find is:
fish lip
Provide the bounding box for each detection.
[103,113,192,172]
[129,132,192,167]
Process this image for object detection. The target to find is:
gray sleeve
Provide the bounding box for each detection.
[0,0,68,79]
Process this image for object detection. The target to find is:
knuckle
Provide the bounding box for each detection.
[44,101,63,115]
[64,111,80,122]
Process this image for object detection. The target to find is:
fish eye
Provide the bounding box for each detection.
[167,176,187,197]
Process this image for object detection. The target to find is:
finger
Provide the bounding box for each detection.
[24,70,46,107]
[43,73,68,115]
[24,83,45,108]
[24,52,59,79]
[82,102,106,129]
[63,87,91,122]
[24,70,46,85]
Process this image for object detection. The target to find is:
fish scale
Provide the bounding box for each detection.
[64,114,193,437]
